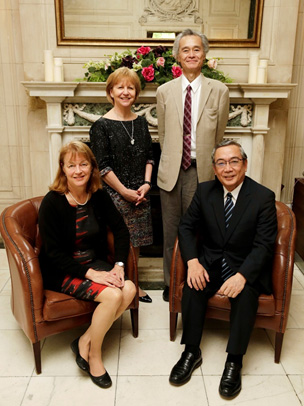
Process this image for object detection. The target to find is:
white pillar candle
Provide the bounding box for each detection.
[259,59,268,83]
[256,66,266,83]
[53,58,64,82]
[248,52,259,83]
[44,50,54,81]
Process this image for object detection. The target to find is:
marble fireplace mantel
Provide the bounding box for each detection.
[22,81,296,188]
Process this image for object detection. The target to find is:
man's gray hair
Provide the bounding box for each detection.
[172,29,209,59]
[211,139,248,163]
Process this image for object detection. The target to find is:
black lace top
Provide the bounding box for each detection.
[90,116,154,191]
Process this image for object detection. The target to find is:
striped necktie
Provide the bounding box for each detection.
[224,192,234,228]
[221,193,235,281]
[181,85,192,170]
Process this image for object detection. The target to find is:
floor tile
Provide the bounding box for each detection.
[118,329,202,377]
[0,250,9,269]
[0,295,21,329]
[0,377,30,406]
[289,375,304,405]
[122,289,169,330]
[0,330,35,376]
[116,376,207,406]
[1,277,11,295]
[294,268,304,289]
[277,329,304,374]
[204,375,301,406]
[0,269,10,292]
[21,376,116,406]
[289,291,304,327]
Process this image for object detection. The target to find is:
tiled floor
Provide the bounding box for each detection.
[0,249,304,406]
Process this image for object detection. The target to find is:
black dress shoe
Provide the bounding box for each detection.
[163,286,169,302]
[219,361,242,398]
[139,293,152,303]
[169,349,202,386]
[89,370,112,389]
[71,337,89,372]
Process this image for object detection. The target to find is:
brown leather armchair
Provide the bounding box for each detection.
[169,201,296,363]
[0,196,139,374]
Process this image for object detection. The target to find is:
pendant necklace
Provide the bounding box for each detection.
[120,120,135,145]
[68,191,89,206]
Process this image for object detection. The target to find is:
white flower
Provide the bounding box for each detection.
[207,59,218,69]
[132,61,142,71]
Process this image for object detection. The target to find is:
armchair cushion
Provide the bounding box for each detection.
[43,290,97,321]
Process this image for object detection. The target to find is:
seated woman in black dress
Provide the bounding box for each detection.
[38,140,136,389]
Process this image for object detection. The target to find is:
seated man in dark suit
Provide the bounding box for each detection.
[169,139,278,399]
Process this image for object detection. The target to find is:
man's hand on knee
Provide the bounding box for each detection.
[218,273,246,298]
[187,258,210,290]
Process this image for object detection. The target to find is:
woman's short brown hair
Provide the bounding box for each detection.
[50,141,102,194]
[106,67,141,104]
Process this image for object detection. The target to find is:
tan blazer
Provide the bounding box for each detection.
[156,74,230,192]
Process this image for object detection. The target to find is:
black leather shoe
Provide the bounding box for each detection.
[163,286,169,302]
[169,349,202,385]
[139,294,152,303]
[219,362,242,398]
[70,337,89,372]
[89,370,112,388]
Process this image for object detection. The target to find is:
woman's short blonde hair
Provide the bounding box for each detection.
[106,67,141,104]
[50,141,102,194]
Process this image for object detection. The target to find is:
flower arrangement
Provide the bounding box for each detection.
[82,45,232,88]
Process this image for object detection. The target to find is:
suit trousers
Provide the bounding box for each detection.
[181,272,259,355]
[159,166,198,286]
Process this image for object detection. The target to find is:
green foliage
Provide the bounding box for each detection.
[82,46,232,88]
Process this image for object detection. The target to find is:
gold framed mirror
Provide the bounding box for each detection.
[55,0,264,48]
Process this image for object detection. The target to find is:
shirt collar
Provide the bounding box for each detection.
[182,74,201,93]
[223,182,244,201]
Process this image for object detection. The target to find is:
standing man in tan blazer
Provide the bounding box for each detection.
[156,29,230,301]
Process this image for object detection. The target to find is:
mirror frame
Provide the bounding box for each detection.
[55,0,264,48]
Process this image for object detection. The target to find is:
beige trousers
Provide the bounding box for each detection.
[159,166,198,287]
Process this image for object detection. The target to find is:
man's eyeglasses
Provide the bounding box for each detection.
[214,158,245,168]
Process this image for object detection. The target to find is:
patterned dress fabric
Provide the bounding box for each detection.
[61,203,112,300]
[90,116,154,247]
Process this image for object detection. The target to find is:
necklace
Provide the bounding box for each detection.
[120,120,135,145]
[68,191,89,206]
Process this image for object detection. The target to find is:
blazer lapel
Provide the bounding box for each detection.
[171,77,184,129]
[224,178,251,243]
[210,183,226,240]
[197,74,212,122]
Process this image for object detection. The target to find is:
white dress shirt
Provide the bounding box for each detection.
[223,182,244,205]
[182,74,202,159]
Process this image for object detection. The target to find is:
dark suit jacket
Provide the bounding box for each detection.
[178,176,278,294]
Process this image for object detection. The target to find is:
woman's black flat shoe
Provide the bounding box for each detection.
[71,337,89,371]
[139,294,152,303]
[89,370,112,388]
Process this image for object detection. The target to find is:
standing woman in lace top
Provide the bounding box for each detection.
[90,67,154,303]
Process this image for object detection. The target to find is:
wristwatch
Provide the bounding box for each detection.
[115,261,125,267]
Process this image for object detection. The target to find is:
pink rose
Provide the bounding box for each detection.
[172,65,182,79]
[142,65,155,81]
[137,46,151,56]
[156,57,165,67]
[207,59,218,69]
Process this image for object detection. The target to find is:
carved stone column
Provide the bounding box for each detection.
[40,100,65,179]
[23,82,78,180]
[250,100,276,183]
